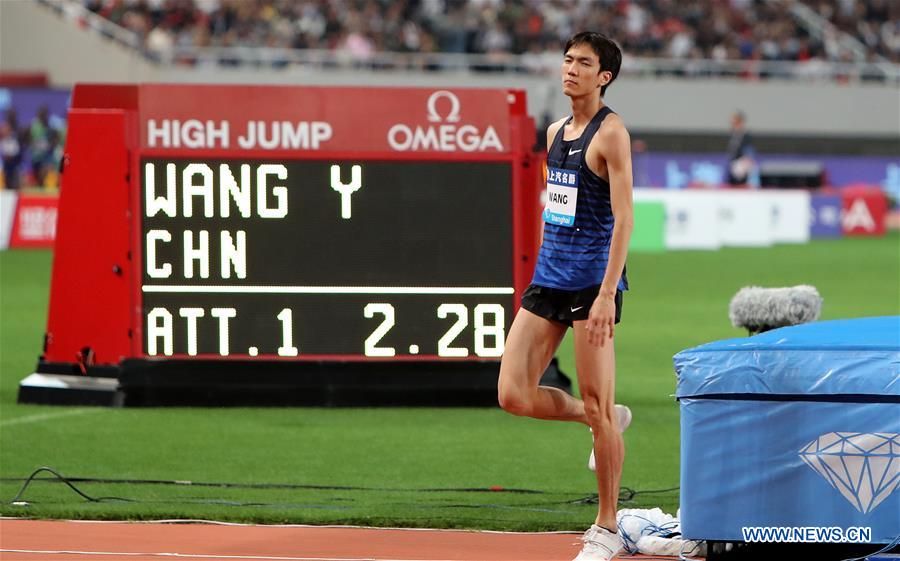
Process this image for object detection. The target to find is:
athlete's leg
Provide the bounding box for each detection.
[572,321,623,532]
[498,309,588,424]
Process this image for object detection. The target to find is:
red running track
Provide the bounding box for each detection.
[0,519,675,561]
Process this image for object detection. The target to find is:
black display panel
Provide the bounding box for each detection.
[141,159,513,358]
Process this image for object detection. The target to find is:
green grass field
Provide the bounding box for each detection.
[1,234,898,530]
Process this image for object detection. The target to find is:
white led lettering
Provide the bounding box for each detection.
[146,229,172,279]
[178,307,205,356]
[219,164,252,218]
[183,230,210,279]
[211,308,236,356]
[182,163,214,218]
[147,308,173,356]
[330,164,362,219]
[144,163,177,218]
[257,164,288,219]
[220,230,246,279]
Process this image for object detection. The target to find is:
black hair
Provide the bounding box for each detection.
[563,31,622,96]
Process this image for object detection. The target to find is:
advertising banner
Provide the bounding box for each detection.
[121,85,513,155]
[634,151,899,195]
[841,186,887,236]
[810,194,843,238]
[715,191,774,247]
[8,193,58,248]
[630,201,665,253]
[634,190,721,250]
[633,189,814,249]
[768,190,811,244]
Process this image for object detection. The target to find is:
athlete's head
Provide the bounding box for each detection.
[562,32,622,98]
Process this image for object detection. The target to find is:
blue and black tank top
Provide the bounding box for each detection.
[531,106,629,292]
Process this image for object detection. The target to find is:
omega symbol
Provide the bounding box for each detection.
[426,91,461,123]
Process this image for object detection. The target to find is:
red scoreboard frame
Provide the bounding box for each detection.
[42,84,542,375]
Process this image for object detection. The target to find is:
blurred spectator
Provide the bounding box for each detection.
[28,106,65,189]
[726,110,756,187]
[0,109,27,190]
[804,0,899,63]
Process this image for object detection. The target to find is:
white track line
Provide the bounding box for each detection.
[0,518,579,535]
[0,408,100,428]
[0,549,463,561]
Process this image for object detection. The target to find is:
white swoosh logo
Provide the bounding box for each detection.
[570,306,584,312]
[568,148,583,156]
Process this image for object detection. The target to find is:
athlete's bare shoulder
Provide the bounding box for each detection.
[595,113,630,146]
[546,117,569,150]
[587,113,631,178]
[587,113,630,157]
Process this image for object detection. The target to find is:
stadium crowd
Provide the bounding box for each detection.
[803,0,897,62]
[0,107,65,190]
[79,0,898,68]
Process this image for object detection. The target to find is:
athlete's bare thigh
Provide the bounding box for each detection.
[499,308,567,397]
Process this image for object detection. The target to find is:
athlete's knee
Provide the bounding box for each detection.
[497,358,533,416]
[497,383,532,417]
[581,391,615,431]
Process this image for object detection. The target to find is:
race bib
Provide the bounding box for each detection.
[543,167,578,227]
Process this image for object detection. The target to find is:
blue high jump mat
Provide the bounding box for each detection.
[674,316,900,544]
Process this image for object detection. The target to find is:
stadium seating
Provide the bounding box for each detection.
[78,0,896,67]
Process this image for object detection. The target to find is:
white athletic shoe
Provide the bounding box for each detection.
[587,404,632,472]
[572,524,625,561]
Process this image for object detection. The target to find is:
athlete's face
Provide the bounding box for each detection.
[561,44,611,98]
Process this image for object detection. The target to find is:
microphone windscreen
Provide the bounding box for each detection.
[729,285,822,332]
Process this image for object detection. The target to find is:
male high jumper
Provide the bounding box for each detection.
[498,31,633,561]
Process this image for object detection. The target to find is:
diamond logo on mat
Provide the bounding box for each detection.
[798,432,900,514]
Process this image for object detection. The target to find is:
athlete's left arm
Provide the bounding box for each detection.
[586,116,634,347]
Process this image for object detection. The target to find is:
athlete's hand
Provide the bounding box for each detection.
[586,291,616,347]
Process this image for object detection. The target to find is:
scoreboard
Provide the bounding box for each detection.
[28,84,542,405]
[141,159,513,359]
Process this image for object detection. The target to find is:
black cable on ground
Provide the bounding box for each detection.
[1,473,546,494]
[568,486,681,505]
[8,467,134,505]
[4,467,679,514]
[3,473,679,498]
[620,486,681,501]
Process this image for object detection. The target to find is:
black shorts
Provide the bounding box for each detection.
[521,283,623,327]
